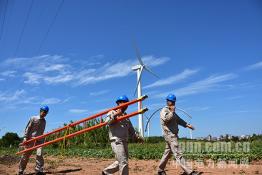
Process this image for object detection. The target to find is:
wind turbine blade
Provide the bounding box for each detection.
[145,108,162,132]
[133,42,144,66]
[144,66,160,78]
[145,121,149,132]
[133,66,144,97]
[176,107,193,119]
[144,115,149,132]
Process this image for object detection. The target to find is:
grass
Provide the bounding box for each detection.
[1,140,261,163]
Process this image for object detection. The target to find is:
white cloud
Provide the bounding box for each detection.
[0,89,69,107]
[75,61,133,86]
[18,97,39,105]
[245,61,262,71]
[175,73,237,96]
[89,90,110,96]
[41,98,62,105]
[3,55,67,68]
[69,109,89,114]
[3,55,73,85]
[2,54,170,86]
[154,73,237,98]
[41,97,71,105]
[44,74,74,84]
[0,70,16,77]
[0,91,40,106]
[0,90,26,102]
[74,55,169,86]
[142,56,170,67]
[144,68,199,89]
[23,71,74,85]
[23,72,42,85]
[33,63,69,73]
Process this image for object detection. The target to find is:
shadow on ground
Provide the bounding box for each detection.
[25,168,82,175]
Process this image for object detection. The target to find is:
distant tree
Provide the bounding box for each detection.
[144,136,164,143]
[250,134,262,141]
[225,134,229,142]
[231,136,239,142]
[0,132,21,147]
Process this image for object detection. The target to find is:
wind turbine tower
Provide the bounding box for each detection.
[132,44,159,137]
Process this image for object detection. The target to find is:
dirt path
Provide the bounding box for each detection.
[0,155,261,175]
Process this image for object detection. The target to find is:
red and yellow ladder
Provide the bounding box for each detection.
[16,95,148,155]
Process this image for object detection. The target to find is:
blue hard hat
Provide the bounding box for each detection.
[166,94,176,102]
[116,95,129,103]
[40,105,49,113]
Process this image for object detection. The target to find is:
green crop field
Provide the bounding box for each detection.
[1,129,262,163]
[1,139,262,163]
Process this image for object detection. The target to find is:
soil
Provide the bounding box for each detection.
[0,155,261,175]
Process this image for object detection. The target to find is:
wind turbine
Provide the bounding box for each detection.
[132,44,159,137]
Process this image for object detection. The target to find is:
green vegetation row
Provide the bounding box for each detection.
[1,141,262,163]
[1,119,262,162]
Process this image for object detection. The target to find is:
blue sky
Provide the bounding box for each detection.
[0,0,261,138]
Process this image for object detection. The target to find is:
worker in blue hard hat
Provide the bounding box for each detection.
[102,95,143,175]
[18,105,49,175]
[157,94,200,175]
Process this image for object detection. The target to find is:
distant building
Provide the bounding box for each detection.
[212,137,218,141]
[218,135,224,141]
[240,135,250,140]
[207,134,212,141]
[195,134,251,141]
[195,137,205,140]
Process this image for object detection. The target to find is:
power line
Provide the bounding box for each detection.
[0,0,9,43]
[14,0,34,56]
[37,0,64,54]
